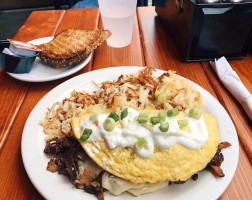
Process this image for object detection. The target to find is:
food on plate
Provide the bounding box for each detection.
[71,109,219,184]
[41,67,231,199]
[37,29,111,68]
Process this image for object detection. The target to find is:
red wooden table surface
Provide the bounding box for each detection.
[0,7,251,200]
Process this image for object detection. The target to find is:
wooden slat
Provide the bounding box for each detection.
[92,14,145,69]
[0,10,66,152]
[13,10,66,42]
[0,97,44,200]
[137,6,252,200]
[0,72,29,150]
[202,62,252,163]
[0,9,100,199]
[56,8,100,33]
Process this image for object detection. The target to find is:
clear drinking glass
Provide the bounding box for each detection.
[98,0,137,48]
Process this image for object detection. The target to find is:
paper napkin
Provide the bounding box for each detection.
[210,57,252,121]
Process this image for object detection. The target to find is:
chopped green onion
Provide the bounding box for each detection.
[158,110,167,122]
[189,107,202,120]
[159,122,169,132]
[167,108,179,117]
[156,92,167,103]
[139,113,149,118]
[121,107,128,120]
[103,118,115,131]
[135,137,148,149]
[178,119,188,128]
[108,111,119,122]
[137,116,148,123]
[90,112,101,121]
[137,113,149,123]
[150,116,160,125]
[80,128,92,141]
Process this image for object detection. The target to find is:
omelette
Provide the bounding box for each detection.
[71,106,219,185]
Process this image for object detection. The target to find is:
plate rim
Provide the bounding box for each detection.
[7,36,92,82]
[21,66,239,200]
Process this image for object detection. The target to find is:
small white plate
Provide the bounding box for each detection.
[21,67,239,200]
[8,37,92,82]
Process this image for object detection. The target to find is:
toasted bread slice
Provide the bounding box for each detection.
[37,29,111,68]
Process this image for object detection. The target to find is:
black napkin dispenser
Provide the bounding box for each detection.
[155,0,252,61]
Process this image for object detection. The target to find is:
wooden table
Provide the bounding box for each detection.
[0,7,251,200]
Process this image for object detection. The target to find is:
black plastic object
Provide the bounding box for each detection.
[0,40,38,73]
[155,0,252,61]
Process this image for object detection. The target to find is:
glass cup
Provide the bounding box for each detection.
[98,0,137,48]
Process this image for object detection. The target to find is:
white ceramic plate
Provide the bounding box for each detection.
[8,37,92,82]
[21,67,239,200]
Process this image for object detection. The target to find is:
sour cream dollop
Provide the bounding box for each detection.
[74,107,208,158]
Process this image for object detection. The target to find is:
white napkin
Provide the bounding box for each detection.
[210,56,252,121]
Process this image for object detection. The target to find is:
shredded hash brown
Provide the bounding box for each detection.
[40,67,202,139]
